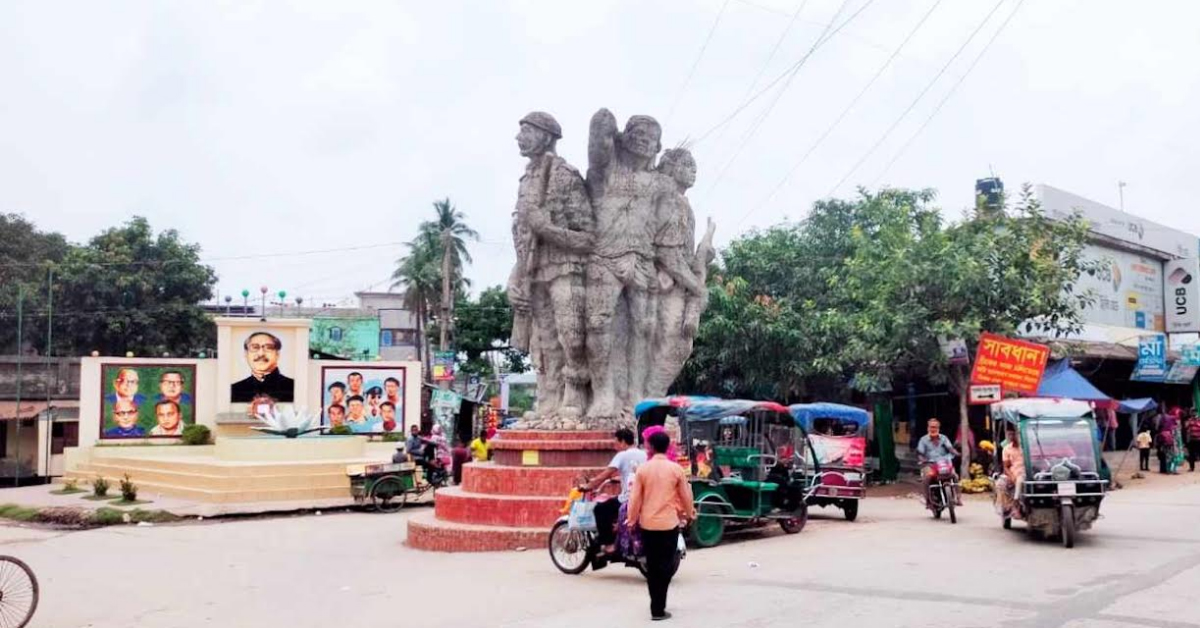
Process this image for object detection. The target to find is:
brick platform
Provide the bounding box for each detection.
[406,429,616,552]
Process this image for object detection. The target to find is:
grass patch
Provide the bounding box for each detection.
[50,487,86,496]
[82,494,121,502]
[0,504,40,522]
[92,507,181,525]
[0,503,182,527]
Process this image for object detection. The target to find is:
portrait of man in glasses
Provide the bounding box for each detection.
[231,331,295,402]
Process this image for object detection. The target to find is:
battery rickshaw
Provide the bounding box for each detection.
[788,403,868,521]
[635,397,818,548]
[990,398,1107,548]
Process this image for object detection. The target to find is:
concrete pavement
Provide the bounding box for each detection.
[6,477,1200,627]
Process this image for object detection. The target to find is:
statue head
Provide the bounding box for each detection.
[658,147,697,191]
[517,111,561,157]
[619,115,662,162]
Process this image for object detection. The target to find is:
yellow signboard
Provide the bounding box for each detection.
[521,450,539,466]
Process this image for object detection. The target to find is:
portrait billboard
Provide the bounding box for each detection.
[99,364,196,439]
[229,328,297,404]
[1165,258,1200,333]
[320,366,407,433]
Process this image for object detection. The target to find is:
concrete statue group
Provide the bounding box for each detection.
[508,108,714,428]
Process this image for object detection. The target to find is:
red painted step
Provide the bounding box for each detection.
[434,486,564,528]
[405,511,548,552]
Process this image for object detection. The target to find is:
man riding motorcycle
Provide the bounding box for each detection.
[917,418,963,509]
[579,428,646,555]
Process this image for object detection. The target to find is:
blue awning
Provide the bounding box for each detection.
[1036,360,1112,402]
[1117,398,1156,414]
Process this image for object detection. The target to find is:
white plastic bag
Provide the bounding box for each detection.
[568,500,597,531]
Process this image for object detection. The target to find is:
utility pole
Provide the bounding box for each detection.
[13,287,23,487]
[1118,181,1126,212]
[44,268,54,483]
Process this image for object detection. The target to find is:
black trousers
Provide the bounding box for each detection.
[1159,450,1171,474]
[1188,441,1200,471]
[642,528,680,618]
[593,499,620,546]
[1139,448,1150,471]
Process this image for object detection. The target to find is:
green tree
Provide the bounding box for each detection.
[836,185,1096,474]
[391,230,441,376]
[0,214,71,353]
[453,286,527,378]
[682,184,1096,479]
[393,198,479,375]
[52,217,217,357]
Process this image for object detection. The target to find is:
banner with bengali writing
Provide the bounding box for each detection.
[968,333,1051,394]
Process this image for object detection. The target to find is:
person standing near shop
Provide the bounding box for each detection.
[626,431,695,621]
[1136,425,1153,472]
[1184,410,1200,473]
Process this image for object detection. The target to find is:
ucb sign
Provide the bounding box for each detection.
[1166,258,1200,333]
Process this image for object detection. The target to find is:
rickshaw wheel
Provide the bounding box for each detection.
[689,503,726,548]
[842,501,859,522]
[370,475,408,513]
[1060,505,1076,549]
[779,503,807,534]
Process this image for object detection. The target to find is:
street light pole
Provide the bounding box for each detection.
[1118,181,1126,212]
[13,286,23,487]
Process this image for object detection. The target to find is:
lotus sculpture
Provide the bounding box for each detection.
[251,406,323,438]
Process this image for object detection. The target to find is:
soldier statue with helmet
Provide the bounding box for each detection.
[508,112,595,422]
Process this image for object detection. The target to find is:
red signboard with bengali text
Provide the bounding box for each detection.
[969,333,1050,395]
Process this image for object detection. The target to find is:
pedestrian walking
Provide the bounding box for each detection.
[1185,411,1200,472]
[1158,410,1179,474]
[1136,427,1153,472]
[626,431,695,621]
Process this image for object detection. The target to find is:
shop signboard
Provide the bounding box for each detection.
[939,336,970,365]
[1076,244,1165,331]
[1183,344,1200,367]
[1163,362,1199,385]
[968,383,1003,405]
[969,333,1051,394]
[1132,335,1168,382]
[1165,258,1200,333]
[432,351,456,382]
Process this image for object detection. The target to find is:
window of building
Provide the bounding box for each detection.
[51,421,79,455]
[381,329,417,347]
[328,327,344,342]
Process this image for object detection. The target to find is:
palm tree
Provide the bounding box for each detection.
[391,231,440,377]
[392,198,479,375]
[419,199,478,351]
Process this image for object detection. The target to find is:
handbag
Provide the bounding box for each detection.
[568,500,597,531]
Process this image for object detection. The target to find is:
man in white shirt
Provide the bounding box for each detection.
[581,428,646,554]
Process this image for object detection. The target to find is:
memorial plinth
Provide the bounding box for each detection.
[405,430,616,552]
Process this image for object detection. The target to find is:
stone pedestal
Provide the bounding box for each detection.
[406,430,615,552]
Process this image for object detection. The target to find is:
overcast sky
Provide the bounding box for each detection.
[1,0,1197,306]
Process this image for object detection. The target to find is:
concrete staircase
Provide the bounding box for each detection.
[66,455,355,503]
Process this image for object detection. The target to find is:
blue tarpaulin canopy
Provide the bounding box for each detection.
[1117,398,1156,414]
[1036,360,1113,402]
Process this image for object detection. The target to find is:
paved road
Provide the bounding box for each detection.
[7,479,1200,628]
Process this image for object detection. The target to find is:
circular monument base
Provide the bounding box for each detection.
[405,430,617,552]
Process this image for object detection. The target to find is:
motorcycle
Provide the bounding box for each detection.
[926,458,960,524]
[548,491,685,578]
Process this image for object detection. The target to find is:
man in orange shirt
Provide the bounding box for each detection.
[627,431,696,621]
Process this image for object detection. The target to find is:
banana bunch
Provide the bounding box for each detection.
[959,462,994,493]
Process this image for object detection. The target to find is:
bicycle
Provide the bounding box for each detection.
[0,555,38,628]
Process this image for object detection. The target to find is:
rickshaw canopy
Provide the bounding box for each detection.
[634,397,791,423]
[990,398,1093,424]
[788,403,869,435]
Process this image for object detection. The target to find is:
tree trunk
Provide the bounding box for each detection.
[950,364,973,478]
[439,230,452,353]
